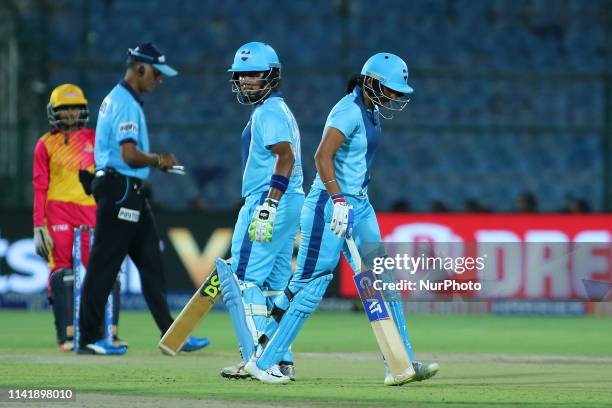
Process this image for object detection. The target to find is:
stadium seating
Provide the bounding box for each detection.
[28,0,607,211]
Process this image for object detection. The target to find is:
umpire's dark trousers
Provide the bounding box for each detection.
[78,168,174,346]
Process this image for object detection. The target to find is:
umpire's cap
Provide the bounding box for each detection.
[127,43,178,76]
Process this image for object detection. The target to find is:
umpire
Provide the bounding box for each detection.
[77,43,209,355]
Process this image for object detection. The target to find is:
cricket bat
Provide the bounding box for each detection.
[345,238,415,383]
[158,260,227,356]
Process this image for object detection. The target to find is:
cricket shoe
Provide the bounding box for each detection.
[77,339,127,356]
[57,340,74,352]
[181,335,210,352]
[220,362,251,380]
[279,361,295,381]
[413,361,439,381]
[383,367,417,386]
[382,359,416,386]
[244,360,291,384]
[113,336,129,348]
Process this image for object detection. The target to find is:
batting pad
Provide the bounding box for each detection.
[216,258,256,362]
[257,274,332,370]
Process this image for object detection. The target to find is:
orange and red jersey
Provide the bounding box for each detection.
[33,128,96,227]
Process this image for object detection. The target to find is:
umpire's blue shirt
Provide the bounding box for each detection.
[94,80,150,180]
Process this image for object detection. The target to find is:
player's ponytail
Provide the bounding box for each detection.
[345,74,363,94]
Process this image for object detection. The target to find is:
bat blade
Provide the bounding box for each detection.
[354,270,415,380]
[347,238,415,382]
[371,314,415,381]
[158,267,222,356]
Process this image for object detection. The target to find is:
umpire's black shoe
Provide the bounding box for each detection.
[77,339,127,355]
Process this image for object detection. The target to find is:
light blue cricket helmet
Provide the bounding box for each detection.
[228,42,281,72]
[360,52,413,94]
[360,52,413,118]
[228,42,281,105]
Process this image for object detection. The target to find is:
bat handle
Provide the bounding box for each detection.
[345,237,362,275]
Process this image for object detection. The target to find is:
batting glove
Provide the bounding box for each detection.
[330,194,354,238]
[33,226,54,261]
[249,198,278,243]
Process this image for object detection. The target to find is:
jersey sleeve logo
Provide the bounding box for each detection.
[99,99,109,116]
[118,121,139,135]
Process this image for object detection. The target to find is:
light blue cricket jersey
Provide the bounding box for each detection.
[94,80,150,180]
[312,85,382,196]
[241,92,304,198]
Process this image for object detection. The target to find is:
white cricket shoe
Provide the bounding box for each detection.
[220,362,251,380]
[279,362,295,381]
[384,361,439,385]
[383,366,417,386]
[245,360,291,384]
[413,361,439,381]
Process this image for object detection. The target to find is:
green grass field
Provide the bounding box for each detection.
[1,310,611,407]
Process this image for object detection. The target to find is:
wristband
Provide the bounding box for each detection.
[155,154,161,168]
[270,174,289,194]
[264,198,279,208]
[331,194,346,204]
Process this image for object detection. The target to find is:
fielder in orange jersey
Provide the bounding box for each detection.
[32,84,123,351]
